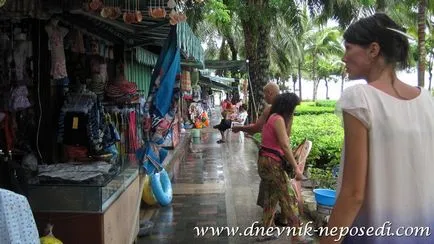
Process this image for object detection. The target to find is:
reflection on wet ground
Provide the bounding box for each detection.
[139,112,314,244]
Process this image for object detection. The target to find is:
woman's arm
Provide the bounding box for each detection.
[274,116,299,172]
[320,112,368,244]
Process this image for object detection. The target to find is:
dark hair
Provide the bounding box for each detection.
[343,13,409,69]
[268,92,300,126]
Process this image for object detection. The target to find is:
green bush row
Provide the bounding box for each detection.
[315,100,337,107]
[294,101,337,115]
[295,105,335,115]
[253,113,344,170]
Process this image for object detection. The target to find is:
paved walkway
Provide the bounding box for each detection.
[139,112,316,244]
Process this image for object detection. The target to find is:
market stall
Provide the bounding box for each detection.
[0,0,203,243]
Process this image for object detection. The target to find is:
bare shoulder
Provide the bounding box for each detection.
[399,81,423,99]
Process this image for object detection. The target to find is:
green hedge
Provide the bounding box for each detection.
[295,105,335,115]
[253,113,344,169]
[315,100,337,107]
[294,101,336,115]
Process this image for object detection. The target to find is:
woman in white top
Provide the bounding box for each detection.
[321,13,434,244]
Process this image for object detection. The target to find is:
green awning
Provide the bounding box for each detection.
[135,48,159,67]
[177,22,204,66]
[199,75,235,91]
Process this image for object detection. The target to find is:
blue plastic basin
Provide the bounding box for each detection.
[313,188,336,207]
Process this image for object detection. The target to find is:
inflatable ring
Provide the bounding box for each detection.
[142,175,158,205]
[150,169,173,206]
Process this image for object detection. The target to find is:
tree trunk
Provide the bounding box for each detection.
[292,74,297,93]
[254,22,271,114]
[325,78,329,100]
[226,35,238,61]
[313,79,320,101]
[418,0,426,87]
[429,52,433,90]
[216,38,228,76]
[241,0,271,122]
[298,61,302,100]
[242,16,258,122]
[219,37,227,60]
[312,54,317,101]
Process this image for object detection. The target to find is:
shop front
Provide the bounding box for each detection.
[0,0,203,243]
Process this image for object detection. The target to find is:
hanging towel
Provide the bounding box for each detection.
[153,49,180,117]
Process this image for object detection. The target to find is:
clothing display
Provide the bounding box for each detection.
[0,15,168,244]
[58,89,108,154]
[191,84,201,102]
[46,20,69,80]
[71,29,85,54]
[0,113,14,151]
[0,33,10,86]
[104,106,141,158]
[1,27,33,86]
[11,36,32,83]
[90,73,106,98]
[0,18,172,242]
[8,85,31,111]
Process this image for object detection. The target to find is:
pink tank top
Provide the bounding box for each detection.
[260,113,284,162]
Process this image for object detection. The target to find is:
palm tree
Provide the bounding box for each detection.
[418,0,427,87]
[303,26,343,100]
[276,4,312,100]
[236,0,304,120]
[307,0,434,88]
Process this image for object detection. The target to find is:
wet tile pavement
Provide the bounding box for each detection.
[139,111,316,244]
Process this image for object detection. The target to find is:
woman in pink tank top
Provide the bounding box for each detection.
[257,92,305,241]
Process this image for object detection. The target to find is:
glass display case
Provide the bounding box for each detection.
[28,165,138,213]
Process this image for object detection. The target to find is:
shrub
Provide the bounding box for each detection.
[253,113,344,169]
[315,100,337,107]
[295,105,335,115]
[295,101,336,115]
[308,167,337,189]
[291,114,343,169]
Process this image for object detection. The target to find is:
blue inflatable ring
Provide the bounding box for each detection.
[150,169,173,206]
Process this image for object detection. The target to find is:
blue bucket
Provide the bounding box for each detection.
[313,188,336,207]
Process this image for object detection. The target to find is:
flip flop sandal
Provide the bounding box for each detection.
[217,139,225,143]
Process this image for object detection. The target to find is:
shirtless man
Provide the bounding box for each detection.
[232,82,280,208]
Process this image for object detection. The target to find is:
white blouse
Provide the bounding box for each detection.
[335,84,434,243]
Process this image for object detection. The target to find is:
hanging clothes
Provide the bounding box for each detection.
[45,23,69,80]
[192,84,202,102]
[58,89,107,155]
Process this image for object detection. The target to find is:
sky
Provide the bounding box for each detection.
[297,70,433,100]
